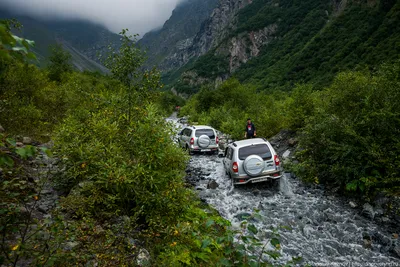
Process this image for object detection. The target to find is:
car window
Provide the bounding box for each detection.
[225,147,232,159]
[195,129,215,138]
[183,129,191,136]
[227,147,233,160]
[238,144,272,160]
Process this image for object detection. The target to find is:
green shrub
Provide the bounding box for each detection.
[297,62,400,196]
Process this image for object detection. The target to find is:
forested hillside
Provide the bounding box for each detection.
[166,0,400,94]
[0,7,120,72]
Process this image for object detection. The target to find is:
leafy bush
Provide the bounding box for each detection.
[180,78,288,139]
[297,62,400,196]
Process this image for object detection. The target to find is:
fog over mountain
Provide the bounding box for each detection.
[0,0,187,35]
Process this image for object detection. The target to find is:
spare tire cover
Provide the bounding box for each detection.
[198,134,211,148]
[243,155,265,176]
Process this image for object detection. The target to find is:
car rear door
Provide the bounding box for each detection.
[223,147,233,173]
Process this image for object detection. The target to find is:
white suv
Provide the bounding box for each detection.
[178,125,219,155]
[222,138,282,186]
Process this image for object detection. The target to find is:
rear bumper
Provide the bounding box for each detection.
[190,145,219,152]
[233,172,282,185]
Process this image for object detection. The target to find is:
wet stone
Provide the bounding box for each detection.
[349,201,358,208]
[393,245,400,258]
[207,180,219,189]
[362,203,375,219]
[363,239,373,249]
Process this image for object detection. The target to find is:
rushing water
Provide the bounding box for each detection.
[167,115,400,266]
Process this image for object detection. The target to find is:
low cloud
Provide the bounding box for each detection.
[0,0,186,35]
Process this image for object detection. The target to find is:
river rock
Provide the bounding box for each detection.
[349,201,357,208]
[363,238,372,249]
[207,180,219,189]
[282,150,291,159]
[392,244,400,257]
[16,142,24,147]
[23,137,33,145]
[362,203,375,219]
[288,138,298,146]
[373,232,392,252]
[374,192,390,207]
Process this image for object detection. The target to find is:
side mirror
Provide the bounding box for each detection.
[179,130,183,135]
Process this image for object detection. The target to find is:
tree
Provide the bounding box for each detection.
[0,19,35,63]
[101,29,161,122]
[47,44,73,82]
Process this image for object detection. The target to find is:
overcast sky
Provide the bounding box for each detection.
[0,0,186,35]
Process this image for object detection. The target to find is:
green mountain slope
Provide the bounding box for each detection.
[167,0,400,94]
[234,0,400,91]
[0,8,120,72]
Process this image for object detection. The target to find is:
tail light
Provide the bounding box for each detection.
[274,155,280,166]
[232,162,238,173]
[216,136,219,144]
[190,138,194,145]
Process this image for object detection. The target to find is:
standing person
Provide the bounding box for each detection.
[244,118,256,138]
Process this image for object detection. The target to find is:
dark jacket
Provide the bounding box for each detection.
[245,122,256,136]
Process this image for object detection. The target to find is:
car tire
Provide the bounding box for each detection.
[229,174,235,188]
[186,145,194,155]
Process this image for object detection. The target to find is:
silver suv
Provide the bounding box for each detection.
[178,125,219,155]
[222,138,282,186]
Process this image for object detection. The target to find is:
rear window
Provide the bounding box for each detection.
[195,129,215,139]
[238,144,272,160]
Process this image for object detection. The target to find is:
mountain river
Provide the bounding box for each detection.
[167,115,400,266]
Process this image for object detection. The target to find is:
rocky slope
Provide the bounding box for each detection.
[160,0,400,94]
[163,0,252,70]
[138,0,218,71]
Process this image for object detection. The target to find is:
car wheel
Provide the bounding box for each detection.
[229,174,235,188]
[186,145,194,155]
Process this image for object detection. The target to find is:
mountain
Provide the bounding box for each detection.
[138,0,219,71]
[156,0,400,95]
[0,7,121,72]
